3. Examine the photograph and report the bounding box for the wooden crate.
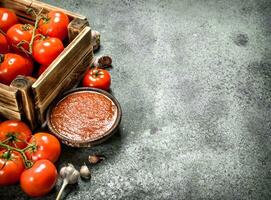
[0,0,93,129]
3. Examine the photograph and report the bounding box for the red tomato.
[26,133,61,163]
[38,11,69,41]
[0,53,33,85]
[33,37,64,66]
[6,24,37,52]
[20,159,57,197]
[82,68,111,90]
[38,65,48,76]
[0,120,32,149]
[0,150,24,185]
[0,33,8,53]
[0,8,18,32]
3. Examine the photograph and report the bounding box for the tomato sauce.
[50,91,118,142]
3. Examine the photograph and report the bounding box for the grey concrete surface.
[1,0,271,199]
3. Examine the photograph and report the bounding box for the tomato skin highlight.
[6,24,36,52]
[0,150,24,185]
[0,119,32,149]
[0,33,8,53]
[82,69,111,91]
[33,37,64,66]
[20,159,57,197]
[0,53,33,85]
[38,11,69,41]
[26,133,61,163]
[0,8,18,32]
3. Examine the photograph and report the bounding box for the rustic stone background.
[1,0,271,199]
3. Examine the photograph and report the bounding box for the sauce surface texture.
[50,91,118,141]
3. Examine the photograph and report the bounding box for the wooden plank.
[0,83,21,112]
[36,46,93,123]
[10,76,37,130]
[0,105,22,120]
[0,0,86,20]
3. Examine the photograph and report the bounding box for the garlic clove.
[98,55,112,67]
[80,164,91,179]
[67,163,75,168]
[91,30,100,51]
[88,155,105,164]
[60,163,76,178]
[69,170,80,184]
[59,166,67,178]
[92,55,112,69]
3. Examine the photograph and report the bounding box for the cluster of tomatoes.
[0,7,69,85]
[0,120,61,197]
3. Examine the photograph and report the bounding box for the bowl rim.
[46,87,122,146]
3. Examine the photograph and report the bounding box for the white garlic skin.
[60,164,74,178]
[91,30,100,51]
[59,163,80,184]
[69,170,80,184]
[80,165,91,179]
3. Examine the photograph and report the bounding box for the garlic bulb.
[56,163,80,200]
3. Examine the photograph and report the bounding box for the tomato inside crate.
[0,7,74,81]
[0,0,93,129]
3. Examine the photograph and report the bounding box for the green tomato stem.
[0,137,12,144]
[0,142,34,168]
[29,8,44,54]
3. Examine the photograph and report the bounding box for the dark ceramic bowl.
[46,87,122,147]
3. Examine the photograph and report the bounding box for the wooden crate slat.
[0,105,22,120]
[0,83,21,112]
[36,46,93,122]
[1,0,86,20]
[10,76,37,129]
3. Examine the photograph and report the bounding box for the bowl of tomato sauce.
[47,87,122,147]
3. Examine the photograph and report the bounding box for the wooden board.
[0,83,21,112]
